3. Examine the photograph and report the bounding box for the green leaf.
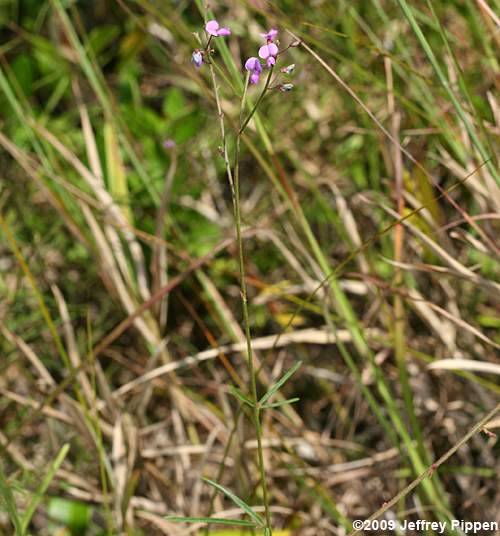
[259,361,302,406]
[197,530,292,536]
[262,398,300,410]
[166,516,256,527]
[202,478,264,527]
[229,386,254,407]
[21,443,70,534]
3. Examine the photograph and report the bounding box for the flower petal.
[216,27,231,36]
[260,28,278,41]
[250,72,260,84]
[267,43,279,56]
[244,57,255,70]
[205,20,220,36]
[258,43,278,59]
[258,44,270,59]
[244,57,259,71]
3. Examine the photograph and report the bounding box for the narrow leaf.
[262,397,300,409]
[229,386,254,407]
[259,361,302,405]
[21,443,70,534]
[202,478,264,527]
[166,516,256,527]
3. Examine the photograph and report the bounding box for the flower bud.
[191,50,203,68]
[280,64,295,74]
[162,139,176,149]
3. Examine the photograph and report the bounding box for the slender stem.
[207,62,234,188]
[234,73,272,533]
[239,67,274,135]
[205,34,213,52]
[208,61,272,532]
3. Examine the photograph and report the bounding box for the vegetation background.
[0,0,499,534]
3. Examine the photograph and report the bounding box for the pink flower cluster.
[190,20,295,92]
[245,28,279,84]
[191,19,232,69]
[258,28,279,67]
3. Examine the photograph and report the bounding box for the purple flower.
[245,56,262,84]
[266,56,275,68]
[258,42,278,61]
[260,28,278,42]
[191,50,203,68]
[245,57,260,71]
[162,139,176,149]
[205,20,231,37]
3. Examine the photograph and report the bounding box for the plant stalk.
[208,61,272,532]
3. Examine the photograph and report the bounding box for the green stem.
[239,67,274,135]
[234,72,273,533]
[208,60,272,532]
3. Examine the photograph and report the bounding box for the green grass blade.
[229,386,254,407]
[259,361,302,405]
[166,516,256,527]
[395,0,499,184]
[20,443,70,534]
[202,478,264,527]
[50,0,160,203]
[262,398,300,409]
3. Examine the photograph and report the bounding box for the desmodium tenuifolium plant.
[166,15,300,536]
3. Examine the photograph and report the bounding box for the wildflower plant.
[168,13,300,536]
